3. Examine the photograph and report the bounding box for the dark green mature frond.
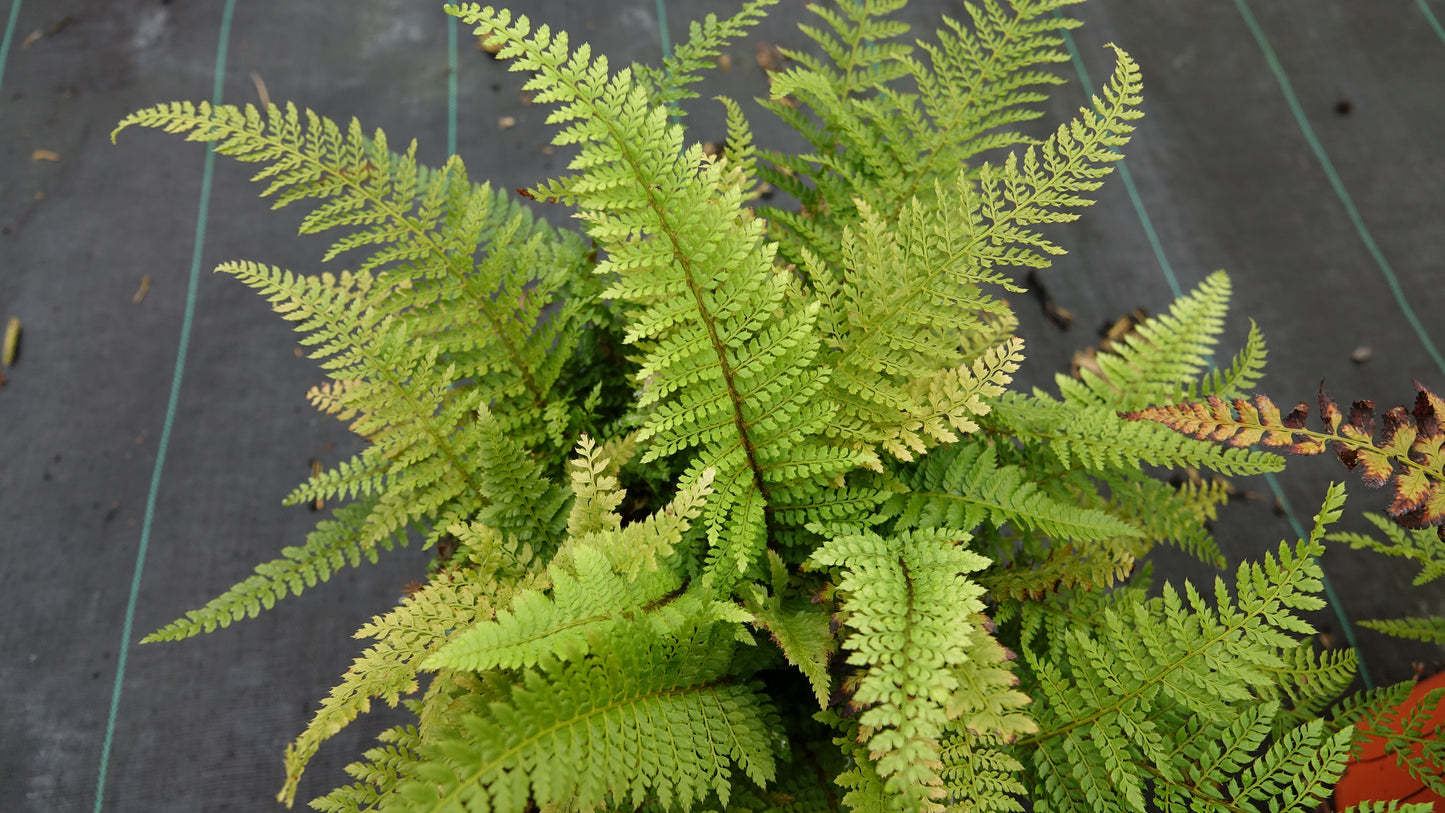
[1337,803,1437,813]
[280,566,521,807]
[389,620,777,813]
[142,498,398,642]
[1055,271,1261,411]
[1017,483,1348,813]
[884,441,1143,543]
[809,527,997,811]
[1094,471,1229,568]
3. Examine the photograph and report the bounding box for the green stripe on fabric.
[1420,0,1445,49]
[654,0,672,58]
[93,1,238,809]
[1057,8,1372,688]
[447,9,458,158]
[0,0,22,93]
[1233,0,1445,380]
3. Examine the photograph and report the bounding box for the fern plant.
[114,1,1439,811]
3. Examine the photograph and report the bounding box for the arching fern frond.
[1128,381,1445,538]
[883,441,1143,543]
[759,0,1087,262]
[631,0,777,111]
[1017,482,1349,813]
[1055,270,1262,411]
[141,497,397,643]
[451,3,875,581]
[279,565,526,807]
[991,391,1286,476]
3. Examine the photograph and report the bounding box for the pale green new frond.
[389,620,777,813]
[566,434,625,539]
[1358,615,1445,643]
[810,527,992,811]
[1055,270,1236,411]
[279,567,521,807]
[885,441,1143,543]
[142,498,398,643]
[987,391,1285,476]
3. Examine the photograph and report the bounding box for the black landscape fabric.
[1,1,1442,810]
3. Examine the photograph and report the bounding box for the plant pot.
[1334,669,1445,808]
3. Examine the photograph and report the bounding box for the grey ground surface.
[2,1,1443,810]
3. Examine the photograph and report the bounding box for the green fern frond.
[1271,645,1360,727]
[1338,802,1438,813]
[142,498,398,643]
[279,566,520,807]
[759,0,1084,251]
[631,0,777,111]
[1358,615,1445,644]
[885,441,1143,543]
[743,549,836,706]
[312,725,424,813]
[421,545,680,673]
[990,391,1286,476]
[471,405,571,556]
[1055,270,1241,411]
[452,3,873,581]
[1094,471,1228,567]
[1328,511,1445,585]
[392,620,777,813]
[809,526,993,811]
[1017,483,1349,812]
[938,732,1027,813]
[566,434,626,539]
